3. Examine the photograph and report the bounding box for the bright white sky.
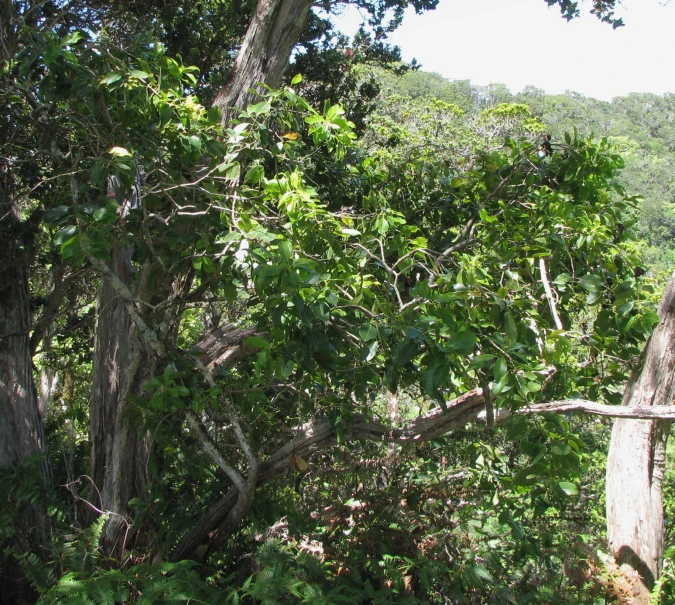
[330,0,675,101]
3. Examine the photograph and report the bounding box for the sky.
[329,0,675,101]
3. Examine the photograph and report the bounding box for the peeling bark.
[605,272,675,604]
[194,323,259,372]
[90,251,158,553]
[213,0,313,123]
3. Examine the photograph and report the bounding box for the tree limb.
[172,389,675,561]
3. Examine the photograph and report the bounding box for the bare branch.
[185,410,246,493]
[172,387,675,561]
[539,258,563,330]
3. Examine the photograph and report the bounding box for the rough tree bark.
[0,163,48,474]
[0,160,51,605]
[90,250,158,553]
[213,0,313,123]
[605,272,675,604]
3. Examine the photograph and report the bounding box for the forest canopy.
[1,0,674,603]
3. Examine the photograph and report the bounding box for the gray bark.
[213,0,313,123]
[90,249,158,553]
[0,164,48,474]
[605,272,675,603]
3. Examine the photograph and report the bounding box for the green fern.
[21,551,56,593]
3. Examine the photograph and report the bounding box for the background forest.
[367,68,675,274]
[1,0,674,604]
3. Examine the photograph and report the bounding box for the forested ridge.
[364,68,675,275]
[1,0,674,603]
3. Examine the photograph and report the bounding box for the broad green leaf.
[103,72,122,85]
[391,339,419,367]
[243,336,272,349]
[504,311,518,342]
[551,443,572,456]
[364,341,378,362]
[62,31,83,46]
[44,206,69,225]
[468,354,495,369]
[448,330,476,353]
[422,361,450,396]
[579,274,604,292]
[494,357,508,381]
[340,227,361,236]
[207,106,221,123]
[558,481,578,496]
[54,225,77,246]
[358,324,378,342]
[129,69,150,80]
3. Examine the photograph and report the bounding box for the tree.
[606,273,675,603]
[2,0,669,602]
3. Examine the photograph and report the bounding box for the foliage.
[37,559,223,604]
[2,1,672,604]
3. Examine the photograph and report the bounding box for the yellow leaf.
[291,453,309,472]
[108,146,132,157]
[282,132,300,140]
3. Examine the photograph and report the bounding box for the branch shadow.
[616,545,655,590]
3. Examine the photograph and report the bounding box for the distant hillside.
[366,68,675,275]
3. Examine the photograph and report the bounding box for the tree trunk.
[90,249,158,554]
[605,272,675,603]
[0,163,48,473]
[213,0,313,123]
[89,0,314,554]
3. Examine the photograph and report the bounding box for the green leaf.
[207,106,221,123]
[44,205,69,225]
[62,31,83,46]
[94,204,118,222]
[129,69,150,80]
[187,135,202,150]
[244,165,264,184]
[363,340,378,362]
[54,225,77,246]
[247,101,271,115]
[103,72,122,86]
[225,163,241,181]
[243,336,271,349]
[340,227,361,236]
[422,361,450,396]
[558,481,578,496]
[290,73,303,86]
[358,324,378,342]
[494,358,507,381]
[579,274,604,292]
[391,339,419,367]
[617,301,634,316]
[448,330,476,353]
[504,311,518,342]
[468,354,495,369]
[551,443,572,456]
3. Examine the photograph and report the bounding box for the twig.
[539,258,563,330]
